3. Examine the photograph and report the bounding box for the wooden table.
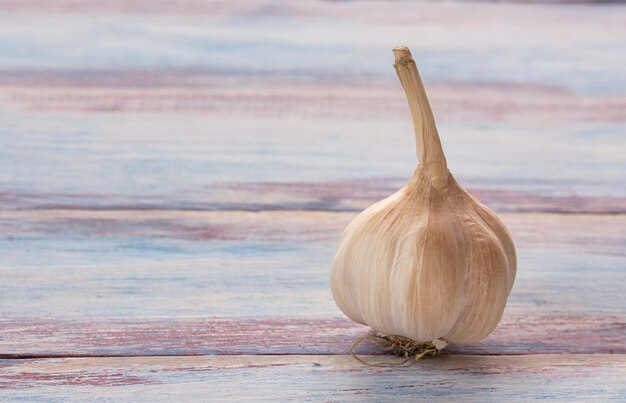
[1,1,625,400]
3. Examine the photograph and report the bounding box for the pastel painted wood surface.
[1,1,625,209]
[1,210,624,356]
[1,211,624,318]
[1,111,623,212]
[0,0,624,399]
[2,355,625,401]
[2,175,624,214]
[1,314,623,357]
[0,0,623,96]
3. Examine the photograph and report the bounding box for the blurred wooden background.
[0,0,624,400]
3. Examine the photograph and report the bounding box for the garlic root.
[350,334,446,367]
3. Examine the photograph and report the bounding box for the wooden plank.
[1,112,622,212]
[0,0,623,97]
[0,1,624,208]
[0,107,623,211]
[1,355,625,401]
[1,211,623,317]
[1,315,623,357]
[4,76,625,124]
[1,210,624,355]
[1,176,624,214]
[2,210,625,256]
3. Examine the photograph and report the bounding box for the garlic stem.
[393,46,447,181]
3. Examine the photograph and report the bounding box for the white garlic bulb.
[331,47,516,346]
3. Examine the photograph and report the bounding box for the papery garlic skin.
[331,47,516,345]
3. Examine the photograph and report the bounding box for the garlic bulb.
[331,47,516,346]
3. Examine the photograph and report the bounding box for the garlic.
[331,47,516,346]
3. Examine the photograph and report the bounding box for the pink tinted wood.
[1,355,625,400]
[0,315,623,357]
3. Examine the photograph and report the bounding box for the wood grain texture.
[0,210,624,356]
[1,211,624,317]
[4,74,625,123]
[0,0,624,399]
[1,315,623,357]
[0,1,625,206]
[2,178,624,214]
[1,355,625,401]
[1,111,622,212]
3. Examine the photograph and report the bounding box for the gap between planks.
[1,354,625,401]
